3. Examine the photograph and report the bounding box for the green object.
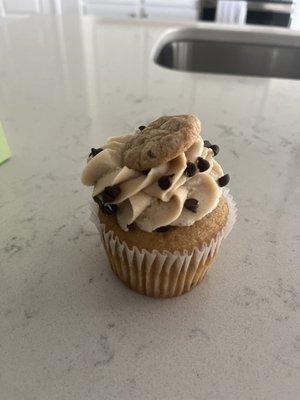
[0,122,11,164]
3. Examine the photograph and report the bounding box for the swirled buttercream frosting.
[82,115,229,232]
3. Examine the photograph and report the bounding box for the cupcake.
[82,115,236,298]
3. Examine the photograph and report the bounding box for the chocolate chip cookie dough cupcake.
[82,115,236,298]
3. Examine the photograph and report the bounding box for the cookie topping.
[155,225,171,232]
[184,162,197,177]
[123,114,201,171]
[184,198,199,213]
[102,185,120,203]
[218,174,230,187]
[197,157,210,172]
[89,147,103,157]
[158,175,173,190]
[147,150,156,159]
[204,140,211,148]
[139,125,146,131]
[210,144,219,156]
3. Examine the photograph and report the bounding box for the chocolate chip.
[127,223,134,230]
[158,175,172,190]
[218,174,230,187]
[142,169,150,175]
[197,157,210,172]
[93,196,118,215]
[210,144,219,156]
[155,225,171,232]
[139,125,146,131]
[101,185,120,203]
[89,147,103,157]
[101,203,118,215]
[184,162,197,177]
[147,150,156,159]
[184,198,199,213]
[204,140,211,148]
[93,196,102,206]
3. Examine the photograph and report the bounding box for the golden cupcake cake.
[82,115,236,298]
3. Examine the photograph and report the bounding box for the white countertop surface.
[0,15,300,400]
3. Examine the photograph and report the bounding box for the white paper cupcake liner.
[89,189,237,298]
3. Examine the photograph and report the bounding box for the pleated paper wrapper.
[90,189,237,298]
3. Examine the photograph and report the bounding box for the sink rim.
[152,23,300,63]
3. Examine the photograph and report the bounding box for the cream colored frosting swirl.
[82,133,224,232]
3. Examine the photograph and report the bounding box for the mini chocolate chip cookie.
[123,114,201,171]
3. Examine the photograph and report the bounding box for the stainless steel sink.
[153,25,300,79]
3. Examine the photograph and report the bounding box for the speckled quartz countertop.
[0,15,299,400]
